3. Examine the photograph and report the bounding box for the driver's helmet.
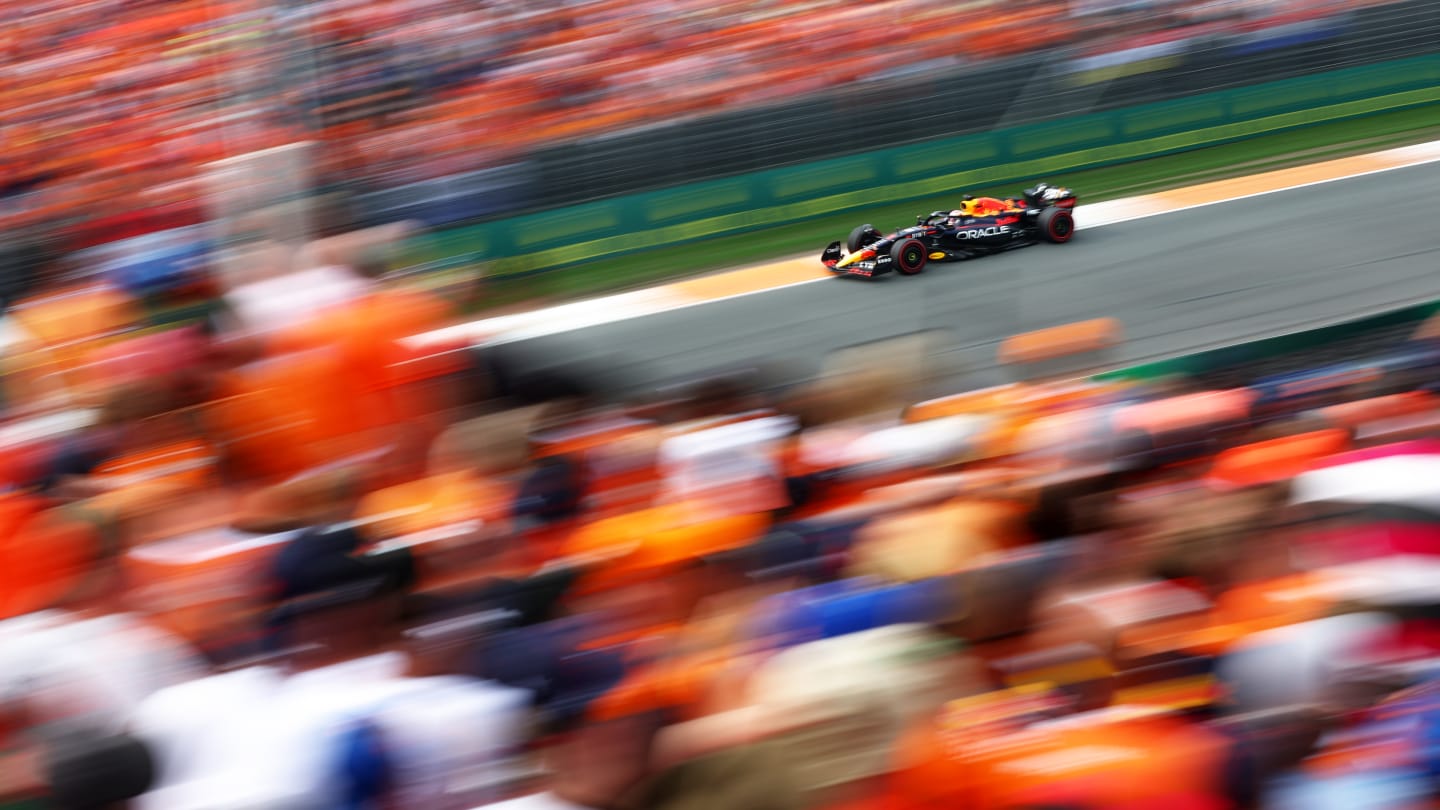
[946,209,965,226]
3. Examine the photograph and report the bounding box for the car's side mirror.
[917,215,927,225]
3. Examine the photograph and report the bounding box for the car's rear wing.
[1023,183,1077,209]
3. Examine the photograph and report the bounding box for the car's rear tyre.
[892,238,927,275]
[1038,207,1074,244]
[847,224,876,254]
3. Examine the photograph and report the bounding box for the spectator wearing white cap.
[129,573,531,810]
[0,609,207,740]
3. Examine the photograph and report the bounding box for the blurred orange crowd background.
[0,0,1401,245]
[3,0,1440,806]
[4,253,1440,807]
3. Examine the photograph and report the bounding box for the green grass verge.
[441,104,1440,314]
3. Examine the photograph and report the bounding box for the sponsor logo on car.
[956,225,1012,240]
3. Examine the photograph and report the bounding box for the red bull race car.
[821,183,1077,278]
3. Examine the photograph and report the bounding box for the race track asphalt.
[492,161,1440,399]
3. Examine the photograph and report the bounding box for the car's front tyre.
[892,238,927,275]
[847,224,877,253]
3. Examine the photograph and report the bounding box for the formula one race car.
[821,183,1077,278]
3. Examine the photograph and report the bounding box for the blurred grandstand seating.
[7,0,1440,803]
[3,0,1437,278]
[4,268,1440,806]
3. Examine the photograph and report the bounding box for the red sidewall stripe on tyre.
[1049,212,1073,241]
[897,240,925,273]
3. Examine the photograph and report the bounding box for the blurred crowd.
[6,221,1440,809]
[2,0,1439,806]
[0,0,1407,249]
